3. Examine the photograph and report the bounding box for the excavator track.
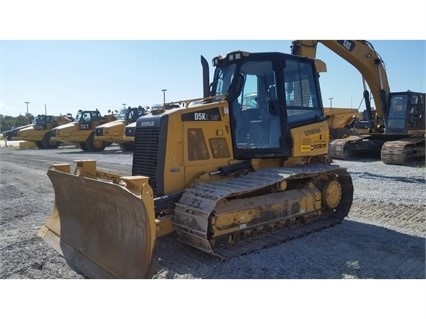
[381,137,425,165]
[329,136,362,159]
[173,164,353,259]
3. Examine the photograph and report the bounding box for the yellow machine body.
[123,122,136,142]
[39,51,354,278]
[50,110,116,151]
[292,40,425,165]
[93,107,147,151]
[93,120,127,143]
[11,115,73,149]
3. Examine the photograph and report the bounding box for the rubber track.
[174,164,353,259]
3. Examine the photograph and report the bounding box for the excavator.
[38,50,354,278]
[291,40,425,165]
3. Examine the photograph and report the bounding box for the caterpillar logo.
[337,40,356,51]
[140,121,155,127]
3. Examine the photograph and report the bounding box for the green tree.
[0,113,35,132]
[0,115,16,132]
[14,114,31,127]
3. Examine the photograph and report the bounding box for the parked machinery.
[323,107,361,139]
[12,114,73,149]
[39,50,354,278]
[50,109,116,152]
[291,40,425,165]
[94,106,147,151]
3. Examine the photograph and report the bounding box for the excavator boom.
[292,40,389,130]
[292,40,425,165]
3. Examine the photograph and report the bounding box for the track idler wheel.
[321,180,342,209]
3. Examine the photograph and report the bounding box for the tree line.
[0,114,35,133]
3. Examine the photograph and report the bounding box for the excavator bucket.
[38,162,156,278]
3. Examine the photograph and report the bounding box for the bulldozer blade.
[38,168,156,278]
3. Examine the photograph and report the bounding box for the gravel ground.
[1,143,425,318]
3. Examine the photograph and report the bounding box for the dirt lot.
[0,143,425,318]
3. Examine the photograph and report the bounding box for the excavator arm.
[292,40,425,165]
[291,40,390,132]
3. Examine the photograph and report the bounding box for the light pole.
[122,103,126,109]
[162,89,167,105]
[329,97,334,108]
[25,102,30,123]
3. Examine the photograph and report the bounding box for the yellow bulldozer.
[50,109,117,152]
[38,50,354,278]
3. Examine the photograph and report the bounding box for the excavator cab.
[386,91,425,134]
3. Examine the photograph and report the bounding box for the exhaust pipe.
[201,55,210,98]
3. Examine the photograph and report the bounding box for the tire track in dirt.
[348,201,426,237]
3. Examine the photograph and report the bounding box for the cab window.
[284,60,321,124]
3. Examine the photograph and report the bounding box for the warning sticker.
[301,141,327,152]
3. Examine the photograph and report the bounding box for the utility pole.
[45,104,47,115]
[25,102,30,123]
[329,97,334,108]
[162,89,167,105]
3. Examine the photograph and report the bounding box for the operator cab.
[386,91,425,134]
[117,106,147,123]
[74,110,102,129]
[210,51,324,160]
[34,115,55,130]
